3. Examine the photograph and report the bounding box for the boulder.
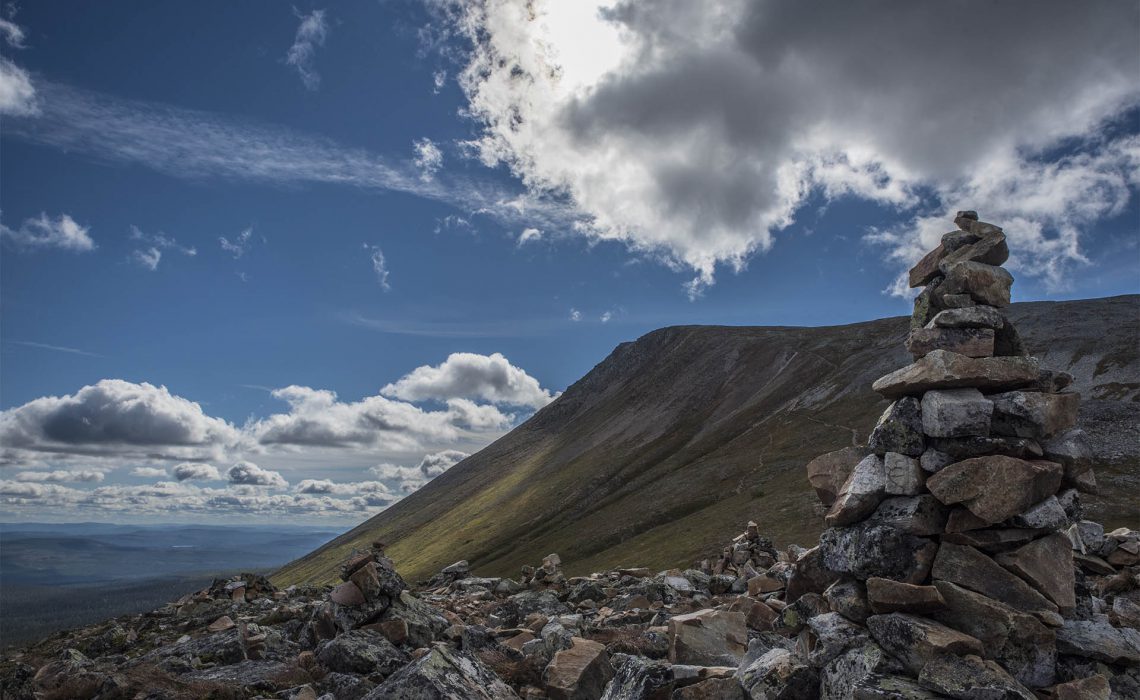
[868,398,925,457]
[316,630,408,676]
[818,522,936,584]
[785,546,839,601]
[865,496,948,537]
[365,644,520,699]
[938,230,1009,269]
[920,388,992,438]
[806,612,869,668]
[1009,496,1069,530]
[872,350,1038,398]
[818,643,896,700]
[993,533,1075,613]
[1050,675,1111,700]
[823,579,871,624]
[1055,619,1140,664]
[939,261,1013,307]
[931,543,1058,615]
[737,648,819,700]
[544,637,615,700]
[668,609,747,666]
[917,653,1035,700]
[599,654,673,700]
[906,327,994,359]
[1041,428,1096,492]
[866,578,946,615]
[805,447,870,507]
[989,391,1080,439]
[883,453,924,496]
[925,456,1062,524]
[928,305,1005,330]
[824,455,887,527]
[865,613,983,675]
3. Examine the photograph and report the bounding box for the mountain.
[274,295,1140,587]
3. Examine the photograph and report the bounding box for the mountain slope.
[274,295,1140,586]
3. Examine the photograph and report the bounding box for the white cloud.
[0,17,26,48]
[0,55,35,116]
[413,138,444,181]
[226,461,288,488]
[432,70,447,93]
[126,226,195,271]
[518,227,542,245]
[381,352,556,409]
[130,247,161,271]
[365,244,391,290]
[219,227,255,258]
[416,449,468,477]
[15,469,104,483]
[1,213,95,251]
[285,9,329,90]
[600,310,612,323]
[294,478,393,499]
[434,0,1140,294]
[130,467,167,478]
[172,462,222,482]
[369,448,469,493]
[569,308,582,322]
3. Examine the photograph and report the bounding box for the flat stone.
[866,613,983,675]
[738,648,819,700]
[866,578,945,615]
[951,211,979,231]
[921,388,992,438]
[1056,619,1140,664]
[938,230,1009,269]
[806,447,870,507]
[868,398,925,457]
[544,637,615,700]
[1009,496,1069,530]
[207,615,235,632]
[909,244,947,288]
[931,543,1058,615]
[668,609,747,666]
[941,528,1045,554]
[944,507,989,533]
[917,653,1035,700]
[824,454,886,527]
[872,350,1038,399]
[925,456,1062,524]
[819,522,937,584]
[959,218,1003,237]
[1050,675,1111,700]
[939,261,1013,307]
[883,453,924,496]
[866,495,948,536]
[930,435,1042,460]
[931,581,1056,689]
[989,391,1080,439]
[365,644,519,699]
[994,533,1075,613]
[928,306,1005,329]
[906,327,994,359]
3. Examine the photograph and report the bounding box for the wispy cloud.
[285,9,329,91]
[128,225,196,270]
[219,227,256,259]
[365,244,391,290]
[413,137,443,181]
[339,311,562,338]
[5,340,104,358]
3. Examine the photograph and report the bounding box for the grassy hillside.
[273,295,1140,587]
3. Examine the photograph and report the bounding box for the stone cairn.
[797,211,1140,698]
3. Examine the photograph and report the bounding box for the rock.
[208,615,236,632]
[851,675,942,699]
[1075,520,1106,552]
[939,261,1013,307]
[672,677,744,699]
[823,579,871,624]
[925,456,1062,524]
[931,543,1059,615]
[1112,597,1140,629]
[883,453,924,496]
[748,574,784,596]
[909,245,946,288]
[544,637,615,700]
[930,435,1042,461]
[917,653,1035,700]
[818,642,896,700]
[824,454,888,527]
[906,327,994,359]
[668,610,747,667]
[805,447,870,507]
[365,644,520,699]
[941,528,1044,554]
[911,280,943,329]
[1009,496,1069,530]
[920,388,992,438]
[931,581,1056,689]
[737,648,819,700]
[866,495,949,536]
[317,630,408,676]
[183,660,298,693]
[819,522,937,584]
[866,578,946,615]
[442,560,470,575]
[941,293,976,308]
[993,533,1075,613]
[382,590,451,648]
[868,398,925,457]
[806,612,869,669]
[331,582,366,606]
[730,596,779,632]
[938,231,1009,269]
[989,391,1080,439]
[785,546,839,601]
[952,211,979,230]
[599,654,673,700]
[1050,675,1111,700]
[872,350,1038,398]
[1056,619,1140,664]
[919,447,954,473]
[1041,428,1096,492]
[866,613,983,675]
[928,306,1005,330]
[31,649,118,700]
[994,320,1030,357]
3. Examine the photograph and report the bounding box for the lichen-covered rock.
[906,327,994,359]
[925,456,1062,525]
[883,453,924,496]
[818,642,897,700]
[868,399,925,457]
[819,522,937,584]
[1056,619,1140,665]
[920,388,992,438]
[866,613,983,675]
[866,578,945,615]
[364,644,520,699]
[917,653,1035,700]
[738,648,819,700]
[806,612,868,669]
[865,496,949,537]
[599,654,673,700]
[824,454,887,527]
[317,629,409,676]
[932,543,1058,616]
[989,391,1080,440]
[939,261,1013,307]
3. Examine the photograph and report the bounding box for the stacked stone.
[798,212,1139,698]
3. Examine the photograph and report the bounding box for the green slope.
[274,295,1140,587]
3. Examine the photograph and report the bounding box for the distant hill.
[274,295,1140,587]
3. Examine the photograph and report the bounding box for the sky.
[1,0,1137,525]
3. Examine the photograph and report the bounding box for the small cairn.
[795,211,1139,697]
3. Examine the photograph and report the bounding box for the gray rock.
[866,495,949,536]
[931,543,1059,616]
[316,630,408,676]
[921,388,992,438]
[807,612,869,668]
[906,327,994,359]
[364,644,520,699]
[872,350,1038,399]
[1075,520,1106,552]
[990,391,1080,440]
[1009,496,1068,530]
[928,306,1005,330]
[939,230,1009,269]
[1056,619,1140,664]
[738,648,819,700]
[930,435,1042,461]
[182,661,297,693]
[866,613,983,675]
[599,654,673,700]
[883,453,924,496]
[805,447,871,507]
[851,675,942,699]
[824,454,887,527]
[919,448,954,473]
[819,522,937,584]
[868,398,925,457]
[917,653,1035,700]
[994,533,1075,614]
[668,609,747,666]
[1041,428,1096,492]
[939,261,1013,307]
[818,643,896,700]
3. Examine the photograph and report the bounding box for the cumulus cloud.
[294,478,394,499]
[434,0,1140,294]
[381,352,556,409]
[413,138,443,181]
[415,449,468,477]
[1,213,95,252]
[172,462,222,482]
[370,448,469,492]
[226,461,288,488]
[130,466,168,478]
[285,9,329,90]
[365,244,391,290]
[0,379,240,464]
[14,469,104,483]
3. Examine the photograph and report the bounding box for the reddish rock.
[994,533,1076,613]
[906,327,994,359]
[909,244,946,288]
[544,637,615,700]
[330,581,366,606]
[207,616,236,632]
[932,543,1058,615]
[926,456,1062,524]
[805,447,869,506]
[866,578,946,615]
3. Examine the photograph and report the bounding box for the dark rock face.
[819,522,936,584]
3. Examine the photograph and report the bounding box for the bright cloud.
[171,462,222,482]
[518,227,542,245]
[128,225,196,270]
[366,244,391,290]
[413,138,444,181]
[381,351,557,409]
[14,469,104,483]
[226,461,288,488]
[1,213,95,252]
[285,9,328,91]
[130,467,167,478]
[434,0,1140,294]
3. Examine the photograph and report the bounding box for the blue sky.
[1,1,1137,524]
